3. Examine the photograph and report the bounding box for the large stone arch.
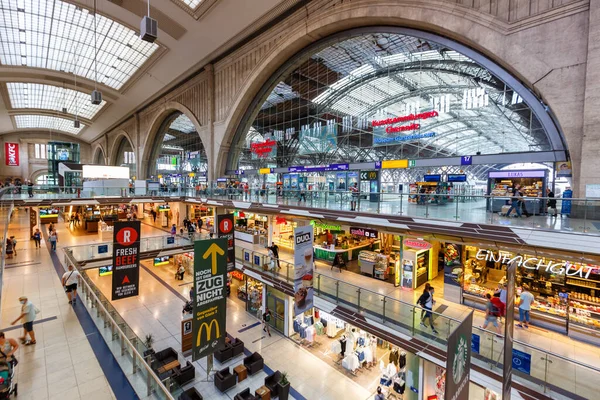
[109,131,135,166]
[140,101,211,180]
[29,168,48,182]
[214,1,584,188]
[91,144,107,165]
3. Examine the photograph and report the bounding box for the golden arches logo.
[196,319,220,347]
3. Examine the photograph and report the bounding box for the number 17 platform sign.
[192,238,228,361]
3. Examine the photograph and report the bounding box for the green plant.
[144,334,155,350]
[279,371,289,386]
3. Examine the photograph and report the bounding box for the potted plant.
[277,371,290,400]
[143,334,155,358]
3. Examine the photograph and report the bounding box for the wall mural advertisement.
[111,221,140,301]
[192,238,227,361]
[293,225,314,316]
[4,142,19,166]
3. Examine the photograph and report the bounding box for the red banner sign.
[403,238,432,250]
[231,270,244,281]
[5,142,19,166]
[250,139,277,157]
[372,111,438,127]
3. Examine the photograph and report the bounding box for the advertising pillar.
[111,221,141,301]
[217,213,235,271]
[293,225,314,315]
[192,238,228,362]
[445,311,473,400]
[29,207,37,239]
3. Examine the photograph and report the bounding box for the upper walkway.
[4,185,600,256]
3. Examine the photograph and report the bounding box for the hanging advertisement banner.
[217,214,235,271]
[192,238,227,361]
[555,161,572,177]
[5,142,19,166]
[111,221,140,301]
[293,225,314,316]
[445,311,473,400]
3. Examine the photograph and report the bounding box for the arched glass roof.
[232,32,555,171]
[0,0,158,90]
[7,82,106,119]
[14,114,83,134]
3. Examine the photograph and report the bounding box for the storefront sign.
[111,221,140,301]
[371,111,438,127]
[511,349,531,375]
[192,238,227,361]
[288,163,348,172]
[217,214,235,272]
[360,170,379,180]
[373,132,435,145]
[5,142,19,166]
[445,312,473,400]
[475,249,595,279]
[293,225,314,316]
[383,123,420,133]
[231,270,244,281]
[250,139,277,157]
[310,220,341,231]
[259,168,273,175]
[488,170,546,178]
[443,244,462,287]
[349,227,378,238]
[403,238,432,250]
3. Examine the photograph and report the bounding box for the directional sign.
[192,238,227,361]
[408,160,416,168]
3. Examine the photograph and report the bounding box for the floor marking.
[5,261,41,269]
[6,260,34,265]
[252,335,266,343]
[1,316,58,332]
[178,281,193,286]
[238,321,261,333]
[140,265,187,302]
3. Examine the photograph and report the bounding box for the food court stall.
[311,221,380,262]
[234,212,268,245]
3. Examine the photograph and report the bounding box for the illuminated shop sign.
[374,132,436,145]
[404,238,432,250]
[475,249,595,279]
[488,170,546,179]
[288,163,348,172]
[310,220,342,231]
[371,111,438,127]
[250,139,277,157]
[349,227,378,238]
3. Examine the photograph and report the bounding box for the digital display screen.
[423,174,441,182]
[447,174,467,182]
[158,205,170,212]
[154,256,170,266]
[99,265,113,276]
[40,207,59,217]
[93,210,101,215]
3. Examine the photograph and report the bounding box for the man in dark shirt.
[269,242,280,269]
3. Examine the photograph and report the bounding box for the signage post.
[111,221,141,301]
[217,214,235,271]
[445,311,473,400]
[192,238,228,362]
[502,260,517,400]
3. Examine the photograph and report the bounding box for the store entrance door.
[266,293,285,334]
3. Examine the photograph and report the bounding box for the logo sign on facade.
[349,227,378,238]
[445,311,473,400]
[111,221,141,301]
[488,170,545,179]
[371,111,438,127]
[217,214,235,271]
[250,139,277,158]
[403,238,432,250]
[5,142,19,166]
[293,225,314,316]
[460,156,472,166]
[360,170,379,181]
[192,238,227,361]
[310,220,342,231]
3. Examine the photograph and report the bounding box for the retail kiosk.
[234,212,268,245]
[312,221,380,262]
[401,238,435,289]
[487,169,547,214]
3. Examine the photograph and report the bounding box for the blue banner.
[471,334,480,354]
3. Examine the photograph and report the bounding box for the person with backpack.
[32,229,41,248]
[262,307,272,337]
[482,293,503,334]
[417,285,438,334]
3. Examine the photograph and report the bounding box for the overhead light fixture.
[140,0,157,43]
[91,0,102,105]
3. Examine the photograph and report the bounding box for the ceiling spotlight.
[62,107,67,113]
[140,0,157,43]
[91,89,102,105]
[74,120,81,129]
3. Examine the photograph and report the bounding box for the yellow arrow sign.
[203,242,225,274]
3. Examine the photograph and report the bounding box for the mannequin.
[340,335,347,357]
[399,351,406,369]
[389,348,399,367]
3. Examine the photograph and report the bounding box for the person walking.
[49,230,58,251]
[417,285,438,334]
[547,188,558,217]
[350,182,359,211]
[33,228,41,248]
[374,386,385,400]
[0,332,19,366]
[48,222,54,233]
[197,218,203,231]
[10,236,17,257]
[506,184,523,218]
[262,307,272,337]
[11,296,37,345]
[62,265,81,305]
[151,209,157,223]
[482,293,503,334]
[268,242,281,269]
[27,180,34,198]
[189,286,195,302]
[498,283,507,322]
[517,286,535,329]
[170,224,177,236]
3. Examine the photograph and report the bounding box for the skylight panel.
[0,0,159,90]
[178,0,204,9]
[7,82,106,119]
[169,114,196,133]
[15,115,83,134]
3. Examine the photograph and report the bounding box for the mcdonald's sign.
[192,238,228,361]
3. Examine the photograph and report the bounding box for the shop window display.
[235,276,263,315]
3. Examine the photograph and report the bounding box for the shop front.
[401,238,439,290]
[488,169,547,214]
[187,204,214,231]
[232,270,264,316]
[312,220,380,262]
[272,216,296,249]
[234,211,268,246]
[39,206,59,223]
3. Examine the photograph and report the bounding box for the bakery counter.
[314,241,380,262]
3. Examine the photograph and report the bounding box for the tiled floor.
[0,209,116,400]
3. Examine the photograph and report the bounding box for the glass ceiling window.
[169,114,196,133]
[232,32,549,170]
[7,82,106,119]
[15,114,83,134]
[0,0,159,90]
[177,0,203,9]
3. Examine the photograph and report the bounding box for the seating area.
[215,337,245,363]
[151,347,196,387]
[264,370,282,397]
[243,352,264,376]
[213,344,266,395]
[178,387,203,400]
